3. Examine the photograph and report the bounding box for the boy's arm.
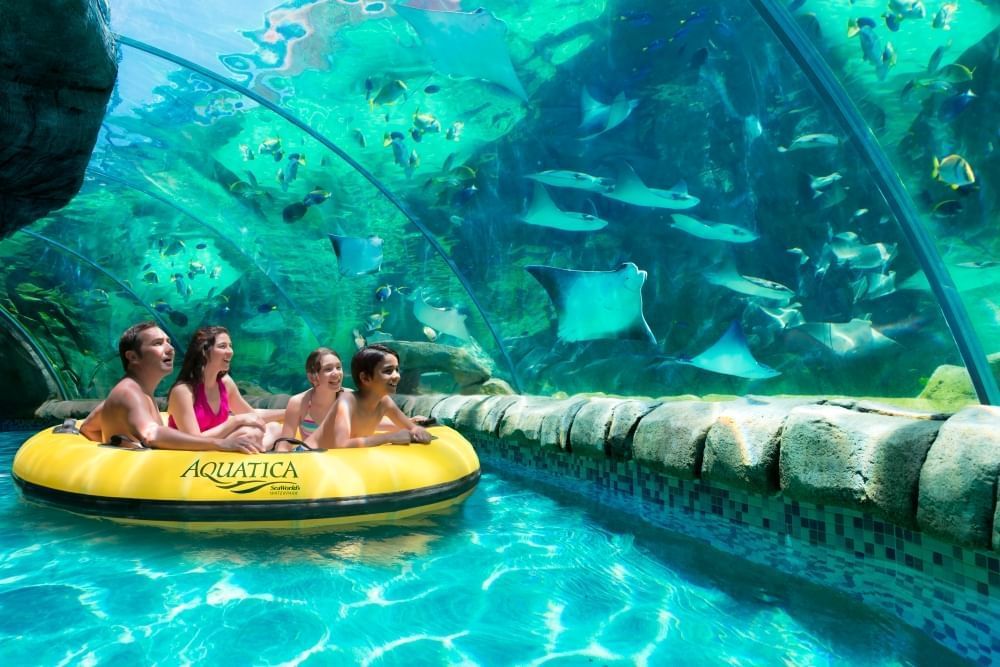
[382,399,433,444]
[319,397,410,448]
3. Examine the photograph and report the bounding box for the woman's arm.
[168,384,251,438]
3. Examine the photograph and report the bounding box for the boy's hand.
[408,426,433,444]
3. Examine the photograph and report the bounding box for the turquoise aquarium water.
[0,0,997,410]
[0,433,965,665]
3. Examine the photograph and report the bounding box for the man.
[79,322,262,453]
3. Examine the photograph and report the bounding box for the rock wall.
[394,393,1000,550]
[0,0,117,237]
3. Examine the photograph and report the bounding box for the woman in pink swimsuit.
[167,326,282,447]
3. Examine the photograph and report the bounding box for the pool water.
[0,432,965,665]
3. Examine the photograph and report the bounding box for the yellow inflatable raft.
[12,422,480,530]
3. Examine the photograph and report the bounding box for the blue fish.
[302,187,331,206]
[375,285,393,301]
[938,89,976,122]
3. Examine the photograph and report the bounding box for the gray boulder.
[632,400,724,477]
[703,397,816,493]
[391,341,492,393]
[781,404,940,526]
[918,406,1000,547]
[0,0,117,236]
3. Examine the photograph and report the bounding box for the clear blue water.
[0,432,964,665]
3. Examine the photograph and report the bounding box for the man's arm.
[79,401,104,442]
[119,389,261,453]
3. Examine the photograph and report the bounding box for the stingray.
[525,262,655,343]
[328,234,383,276]
[241,310,286,335]
[796,318,899,358]
[678,321,780,379]
[827,232,896,271]
[600,163,700,210]
[703,262,794,303]
[851,271,896,301]
[525,170,615,193]
[411,289,472,341]
[670,214,759,244]
[394,5,528,101]
[519,183,608,232]
[578,88,639,140]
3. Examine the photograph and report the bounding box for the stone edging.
[394,394,1000,551]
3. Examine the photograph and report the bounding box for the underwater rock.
[918,406,1000,548]
[0,0,117,237]
[35,399,103,420]
[780,405,941,528]
[917,353,1000,410]
[473,378,515,395]
[702,397,816,493]
[632,400,726,478]
[391,341,492,394]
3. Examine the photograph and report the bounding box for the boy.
[306,344,432,449]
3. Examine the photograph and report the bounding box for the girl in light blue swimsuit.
[274,347,346,451]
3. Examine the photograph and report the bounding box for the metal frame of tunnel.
[115,35,524,393]
[0,302,69,399]
[749,0,1000,406]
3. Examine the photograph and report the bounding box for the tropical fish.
[519,183,608,232]
[258,137,283,161]
[927,41,950,72]
[364,77,374,101]
[424,84,441,94]
[938,89,976,122]
[386,131,407,166]
[239,144,255,161]
[303,187,331,206]
[932,199,963,218]
[370,79,408,109]
[411,289,473,341]
[669,214,758,243]
[172,273,192,300]
[188,261,205,276]
[283,202,309,223]
[524,262,655,343]
[882,12,902,31]
[394,4,529,101]
[678,320,780,379]
[446,121,464,141]
[578,88,638,140]
[375,285,393,301]
[162,239,185,256]
[352,328,367,349]
[413,109,442,134]
[422,325,438,342]
[932,3,957,30]
[257,303,277,314]
[888,0,926,18]
[168,310,189,327]
[196,243,208,250]
[328,234,384,276]
[600,163,700,210]
[143,271,158,284]
[277,153,305,191]
[525,170,614,193]
[777,133,839,152]
[932,154,975,188]
[809,171,843,198]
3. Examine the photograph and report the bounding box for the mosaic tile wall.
[470,433,1000,666]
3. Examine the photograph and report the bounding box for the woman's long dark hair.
[170,326,230,391]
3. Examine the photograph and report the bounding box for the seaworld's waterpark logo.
[180,459,301,496]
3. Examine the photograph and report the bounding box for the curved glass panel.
[2,0,993,409]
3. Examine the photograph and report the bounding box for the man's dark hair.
[118,321,158,372]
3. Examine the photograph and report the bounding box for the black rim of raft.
[12,470,480,523]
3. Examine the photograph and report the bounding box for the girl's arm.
[280,392,305,439]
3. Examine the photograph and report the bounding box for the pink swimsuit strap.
[168,380,229,432]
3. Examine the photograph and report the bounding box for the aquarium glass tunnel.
[1,0,998,412]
